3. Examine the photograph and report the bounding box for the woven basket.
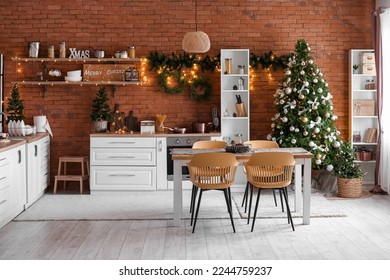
[225,144,251,153]
[337,177,362,198]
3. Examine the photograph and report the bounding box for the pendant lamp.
[182,0,211,53]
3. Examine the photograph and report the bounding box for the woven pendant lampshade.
[182,31,210,53]
[181,0,210,53]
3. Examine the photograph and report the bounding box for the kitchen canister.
[33,115,53,136]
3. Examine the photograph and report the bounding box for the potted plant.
[327,140,364,198]
[353,64,359,74]
[91,87,111,132]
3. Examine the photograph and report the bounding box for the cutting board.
[125,110,138,131]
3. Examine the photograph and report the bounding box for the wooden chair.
[242,140,282,212]
[189,140,227,220]
[187,152,239,233]
[244,152,295,231]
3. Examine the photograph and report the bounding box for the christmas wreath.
[190,76,212,102]
[157,69,185,94]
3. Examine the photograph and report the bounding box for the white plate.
[65,76,82,82]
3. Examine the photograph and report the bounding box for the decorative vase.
[94,119,107,132]
[337,177,362,198]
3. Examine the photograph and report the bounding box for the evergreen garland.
[7,83,25,122]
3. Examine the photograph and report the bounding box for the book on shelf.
[364,128,377,143]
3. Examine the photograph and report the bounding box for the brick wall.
[0,0,375,188]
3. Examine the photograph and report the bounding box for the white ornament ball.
[267,134,272,140]
[298,94,304,99]
[285,87,292,94]
[301,61,306,66]
[300,70,305,75]
[316,116,322,122]
[280,100,285,105]
[295,128,300,133]
[315,159,322,165]
[313,78,318,83]
[282,117,288,123]
[271,123,275,128]
[314,127,320,134]
[309,141,315,147]
[313,106,318,110]
[309,59,313,64]
[291,139,297,144]
[302,117,308,123]
[326,127,331,132]
[331,115,337,121]
[304,81,309,87]
[333,141,341,148]
[318,88,323,93]
[330,105,333,110]
[326,165,334,172]
[316,154,322,159]
[286,70,291,75]
[303,131,308,136]
[289,126,295,132]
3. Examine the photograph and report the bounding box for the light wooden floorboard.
[1,193,390,260]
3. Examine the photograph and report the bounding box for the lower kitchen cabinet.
[25,135,50,208]
[90,136,167,193]
[0,143,26,229]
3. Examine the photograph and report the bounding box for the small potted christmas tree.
[7,83,25,122]
[91,87,111,132]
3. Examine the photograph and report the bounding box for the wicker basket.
[337,177,362,198]
[225,144,251,153]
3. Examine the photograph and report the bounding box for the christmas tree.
[7,83,25,122]
[267,39,342,170]
[91,87,111,122]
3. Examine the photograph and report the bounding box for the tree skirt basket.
[337,177,362,198]
[94,119,108,132]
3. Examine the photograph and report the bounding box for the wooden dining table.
[171,147,313,226]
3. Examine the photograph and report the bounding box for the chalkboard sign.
[83,64,135,81]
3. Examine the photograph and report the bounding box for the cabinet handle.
[0,176,6,181]
[0,199,7,206]
[0,157,6,161]
[159,140,163,152]
[18,150,22,164]
[109,174,136,177]
[108,141,136,144]
[34,145,38,156]
[108,156,136,159]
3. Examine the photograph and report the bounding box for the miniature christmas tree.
[7,83,25,122]
[267,39,343,170]
[90,87,111,122]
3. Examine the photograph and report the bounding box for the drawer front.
[0,187,10,216]
[91,166,156,191]
[91,137,156,148]
[0,163,10,191]
[91,148,156,165]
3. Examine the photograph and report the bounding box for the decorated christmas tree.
[267,39,342,170]
[7,83,25,122]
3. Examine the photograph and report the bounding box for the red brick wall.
[0,0,375,187]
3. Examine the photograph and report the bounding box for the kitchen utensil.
[156,114,167,132]
[193,122,206,133]
[211,106,219,131]
[164,127,187,134]
[125,110,138,131]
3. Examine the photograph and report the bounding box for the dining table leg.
[303,157,312,225]
[294,164,302,213]
[173,159,183,226]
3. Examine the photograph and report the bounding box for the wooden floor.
[1,192,390,260]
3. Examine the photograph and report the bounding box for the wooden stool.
[54,156,89,194]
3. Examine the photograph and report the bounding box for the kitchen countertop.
[90,132,222,137]
[0,132,50,153]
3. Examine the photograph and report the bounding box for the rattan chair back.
[192,140,227,149]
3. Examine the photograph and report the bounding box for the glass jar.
[59,42,66,58]
[353,131,361,143]
[237,65,245,74]
[233,133,243,144]
[128,46,135,58]
[48,45,55,58]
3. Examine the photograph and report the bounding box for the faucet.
[0,112,7,122]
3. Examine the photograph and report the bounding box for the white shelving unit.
[220,49,250,185]
[220,49,250,143]
[349,49,378,184]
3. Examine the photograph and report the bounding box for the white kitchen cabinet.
[90,136,168,192]
[349,49,378,184]
[220,49,250,143]
[0,144,26,229]
[25,135,50,208]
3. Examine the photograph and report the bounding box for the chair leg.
[241,181,249,207]
[251,188,261,232]
[223,188,235,233]
[247,184,254,225]
[272,189,277,207]
[192,189,203,233]
[279,189,284,212]
[281,187,295,231]
[190,186,198,226]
